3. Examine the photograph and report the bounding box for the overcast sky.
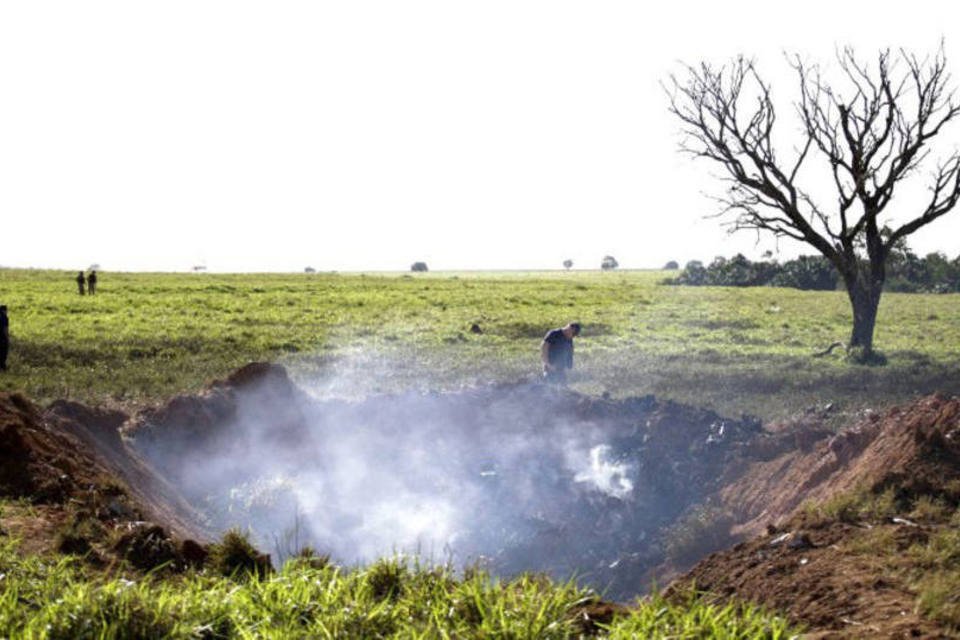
[2,1,959,272]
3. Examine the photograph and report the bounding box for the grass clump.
[207,528,271,580]
[363,557,407,601]
[608,591,798,639]
[55,509,106,556]
[284,545,332,571]
[916,570,960,630]
[909,495,955,523]
[909,529,960,629]
[805,485,900,525]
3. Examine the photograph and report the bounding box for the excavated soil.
[671,394,960,639]
[2,363,959,637]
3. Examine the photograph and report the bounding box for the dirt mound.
[720,394,960,536]
[0,391,207,568]
[670,520,946,639]
[670,394,960,638]
[0,392,118,503]
[124,361,311,484]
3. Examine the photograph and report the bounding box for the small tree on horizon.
[667,46,960,357]
[601,255,619,271]
[410,261,429,273]
[563,259,574,270]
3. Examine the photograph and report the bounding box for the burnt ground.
[122,363,773,597]
[1,362,959,637]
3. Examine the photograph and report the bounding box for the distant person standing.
[76,271,86,295]
[540,322,581,383]
[0,306,9,371]
[87,270,98,295]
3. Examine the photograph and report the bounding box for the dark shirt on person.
[543,328,574,370]
[0,310,8,370]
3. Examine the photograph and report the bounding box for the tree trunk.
[845,274,883,353]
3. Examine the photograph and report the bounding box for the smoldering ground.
[127,361,763,598]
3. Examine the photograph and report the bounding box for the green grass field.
[1,268,959,420]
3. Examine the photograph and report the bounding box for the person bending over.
[540,322,581,383]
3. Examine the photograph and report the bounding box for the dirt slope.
[670,394,960,638]
[0,390,208,566]
[720,395,960,537]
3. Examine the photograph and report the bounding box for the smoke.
[133,353,758,597]
[573,445,634,500]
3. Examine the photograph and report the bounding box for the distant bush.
[563,259,573,270]
[410,262,429,273]
[601,255,619,271]
[663,260,679,270]
[769,255,838,290]
[667,249,960,292]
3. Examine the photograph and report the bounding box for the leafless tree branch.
[666,45,960,351]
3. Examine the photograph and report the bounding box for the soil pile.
[0,392,115,504]
[671,394,960,638]
[0,391,206,566]
[715,394,960,535]
[124,362,310,491]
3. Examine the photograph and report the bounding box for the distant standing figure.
[76,271,86,295]
[87,270,98,295]
[540,322,582,383]
[0,305,9,371]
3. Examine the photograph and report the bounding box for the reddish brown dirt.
[0,390,208,569]
[670,519,947,639]
[668,394,960,639]
[719,395,960,538]
[0,391,124,504]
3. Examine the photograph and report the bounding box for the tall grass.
[0,539,799,639]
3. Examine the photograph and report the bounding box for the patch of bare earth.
[0,390,208,569]
[669,394,960,638]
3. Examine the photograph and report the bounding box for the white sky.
[2,1,959,272]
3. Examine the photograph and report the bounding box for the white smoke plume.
[132,351,756,597]
[572,445,635,500]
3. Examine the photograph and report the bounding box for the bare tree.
[667,46,960,356]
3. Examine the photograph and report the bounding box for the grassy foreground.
[0,538,799,639]
[1,268,959,420]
